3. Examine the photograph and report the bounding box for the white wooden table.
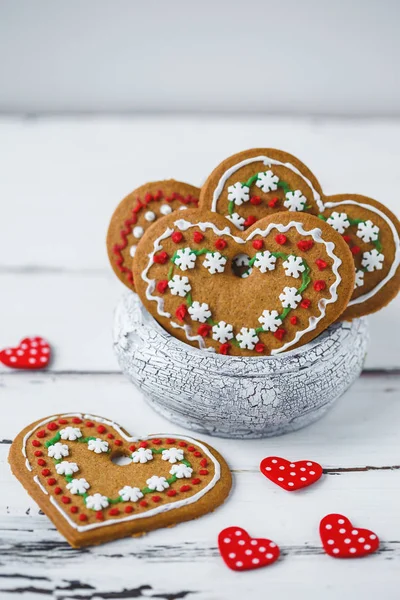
[1,116,399,599]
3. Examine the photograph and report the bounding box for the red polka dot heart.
[218,526,280,571]
[320,514,379,558]
[0,336,51,370]
[260,456,323,491]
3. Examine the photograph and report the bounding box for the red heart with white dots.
[259,456,323,491]
[320,514,379,558]
[218,526,280,571]
[0,337,51,370]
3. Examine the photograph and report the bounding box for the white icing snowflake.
[131,447,153,463]
[258,310,282,332]
[284,190,307,211]
[188,301,212,323]
[253,251,277,273]
[170,464,193,478]
[59,427,82,441]
[227,182,250,206]
[357,219,380,243]
[55,461,79,476]
[236,327,259,350]
[168,275,191,297]
[66,478,90,495]
[256,170,279,193]
[203,252,227,274]
[212,321,234,343]
[174,247,197,271]
[279,286,302,308]
[47,442,69,460]
[234,253,250,267]
[326,211,350,234]
[87,438,109,454]
[226,212,246,230]
[161,447,185,463]
[355,269,365,288]
[361,249,384,272]
[119,485,144,502]
[146,475,170,492]
[283,255,305,278]
[86,493,109,511]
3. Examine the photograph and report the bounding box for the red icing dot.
[41,468,51,476]
[250,196,262,205]
[36,430,46,438]
[37,458,46,466]
[180,485,191,492]
[97,425,106,434]
[199,469,209,475]
[58,419,68,425]
[139,500,148,508]
[314,280,327,292]
[139,441,149,448]
[244,216,257,227]
[342,235,352,244]
[316,259,328,270]
[61,496,71,504]
[252,240,264,250]
[109,508,119,516]
[219,343,231,355]
[297,240,314,251]
[290,316,298,325]
[96,511,104,520]
[107,433,114,439]
[178,441,187,447]
[171,231,183,243]
[193,231,204,243]
[200,458,208,467]
[86,421,94,427]
[268,197,279,208]
[193,451,202,457]
[47,422,58,431]
[54,487,62,495]
[72,417,82,424]
[166,438,176,444]
[124,506,134,513]
[129,444,136,452]
[79,514,88,521]
[175,304,187,322]
[275,234,287,245]
[167,490,177,497]
[274,328,286,341]
[198,324,212,338]
[157,280,169,294]
[215,238,227,250]
[70,506,79,514]
[192,478,201,485]
[114,440,123,446]
[32,440,41,447]
[47,478,56,486]
[301,299,311,309]
[152,439,162,445]
[152,496,162,503]
[34,450,43,457]
[153,251,169,264]
[351,246,361,255]
[255,342,265,353]
[187,446,195,452]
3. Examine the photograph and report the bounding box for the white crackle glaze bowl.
[113,292,369,439]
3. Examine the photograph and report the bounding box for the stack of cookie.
[107,149,400,357]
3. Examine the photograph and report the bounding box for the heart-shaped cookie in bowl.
[9,413,231,547]
[132,209,354,356]
[200,148,400,320]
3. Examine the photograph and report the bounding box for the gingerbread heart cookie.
[132,209,354,356]
[107,180,199,290]
[9,413,231,547]
[200,148,400,320]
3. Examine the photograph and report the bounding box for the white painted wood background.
[0,116,399,599]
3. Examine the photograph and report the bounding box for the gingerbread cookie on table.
[107,180,199,290]
[200,148,400,320]
[132,208,354,356]
[9,413,231,548]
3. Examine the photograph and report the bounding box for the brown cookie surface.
[133,209,354,356]
[107,180,199,290]
[200,148,400,319]
[9,413,231,548]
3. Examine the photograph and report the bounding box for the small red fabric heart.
[0,337,51,370]
[260,456,323,491]
[320,514,379,558]
[218,526,280,571]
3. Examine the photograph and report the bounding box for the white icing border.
[141,219,342,355]
[324,199,400,306]
[211,155,324,213]
[22,413,221,533]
